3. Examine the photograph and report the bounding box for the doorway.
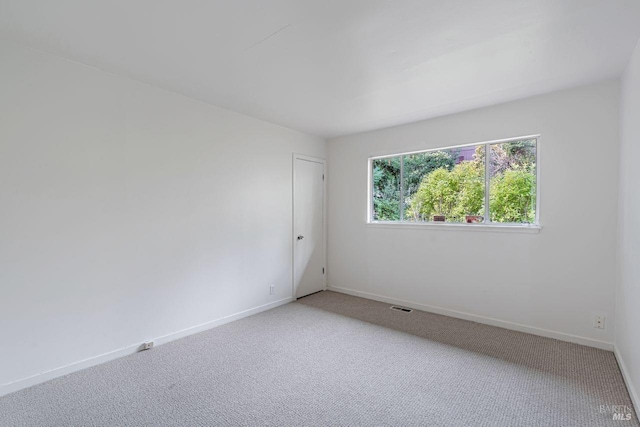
[293,154,326,299]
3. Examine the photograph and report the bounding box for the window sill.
[366,221,541,234]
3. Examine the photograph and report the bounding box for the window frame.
[367,135,541,232]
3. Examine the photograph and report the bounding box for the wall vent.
[390,305,413,313]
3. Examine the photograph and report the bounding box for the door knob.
[297,235,304,240]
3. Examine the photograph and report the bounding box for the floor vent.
[390,305,413,313]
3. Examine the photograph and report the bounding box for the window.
[370,136,538,227]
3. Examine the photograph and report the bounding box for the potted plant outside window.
[465,215,483,223]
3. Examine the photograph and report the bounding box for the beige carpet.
[0,291,636,426]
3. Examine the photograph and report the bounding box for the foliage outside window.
[371,138,538,225]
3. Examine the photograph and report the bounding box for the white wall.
[616,39,640,409]
[327,81,620,348]
[0,39,325,393]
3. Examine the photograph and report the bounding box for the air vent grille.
[390,305,413,313]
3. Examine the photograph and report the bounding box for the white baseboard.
[614,346,640,413]
[0,297,293,398]
[327,285,613,351]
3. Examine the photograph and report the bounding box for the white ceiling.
[1,1,639,138]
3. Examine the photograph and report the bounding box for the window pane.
[405,146,484,223]
[489,139,537,224]
[372,157,401,221]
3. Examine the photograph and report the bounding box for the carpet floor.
[0,291,636,426]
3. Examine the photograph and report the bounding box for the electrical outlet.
[141,341,154,351]
[593,315,606,330]
[270,285,275,295]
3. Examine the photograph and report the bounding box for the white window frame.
[367,135,541,233]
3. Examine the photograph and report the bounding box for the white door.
[293,156,325,298]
